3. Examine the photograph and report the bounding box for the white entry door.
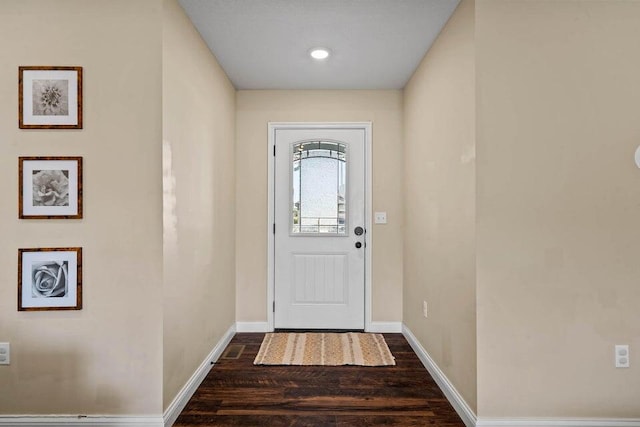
[274,126,366,330]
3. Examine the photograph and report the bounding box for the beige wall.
[403,0,476,412]
[0,0,163,414]
[476,0,640,417]
[162,0,236,409]
[235,90,404,324]
[5,0,639,421]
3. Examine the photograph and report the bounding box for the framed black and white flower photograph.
[18,247,82,311]
[19,66,83,129]
[19,156,83,219]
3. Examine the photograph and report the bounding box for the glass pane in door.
[291,141,346,235]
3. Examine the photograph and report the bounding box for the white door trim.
[267,122,373,331]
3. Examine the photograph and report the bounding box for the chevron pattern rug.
[254,332,396,366]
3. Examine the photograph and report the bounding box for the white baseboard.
[402,325,640,427]
[163,324,236,427]
[367,321,402,333]
[476,419,640,427]
[0,325,237,427]
[7,322,638,427]
[402,324,477,427]
[0,416,162,426]
[235,321,270,332]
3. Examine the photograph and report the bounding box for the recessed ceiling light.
[309,48,330,60]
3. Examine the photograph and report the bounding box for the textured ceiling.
[178,0,461,90]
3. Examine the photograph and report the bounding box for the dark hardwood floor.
[174,333,465,426]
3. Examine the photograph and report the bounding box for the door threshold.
[274,328,365,333]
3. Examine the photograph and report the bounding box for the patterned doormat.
[253,332,396,366]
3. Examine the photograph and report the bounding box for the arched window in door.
[291,141,347,235]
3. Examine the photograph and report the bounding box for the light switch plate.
[374,212,387,224]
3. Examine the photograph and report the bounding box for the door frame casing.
[267,122,373,331]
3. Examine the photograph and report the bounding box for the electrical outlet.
[615,345,629,368]
[422,301,428,318]
[0,343,9,365]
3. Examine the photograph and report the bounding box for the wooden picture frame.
[19,156,83,219]
[18,247,83,311]
[19,66,83,129]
